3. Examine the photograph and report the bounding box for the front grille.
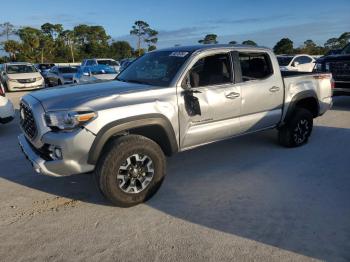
[20,102,37,139]
[17,78,36,84]
[328,61,350,78]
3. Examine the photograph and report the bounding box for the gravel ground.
[0,92,349,262]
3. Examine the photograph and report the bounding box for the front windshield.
[117,51,192,86]
[40,64,55,70]
[58,67,78,73]
[88,65,117,75]
[277,56,293,66]
[97,60,119,66]
[6,64,37,74]
[341,44,350,54]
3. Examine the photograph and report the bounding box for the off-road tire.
[278,108,313,147]
[94,135,166,207]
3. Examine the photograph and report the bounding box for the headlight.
[8,78,18,82]
[36,76,43,81]
[45,111,97,130]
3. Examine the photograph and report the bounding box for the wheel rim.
[117,154,154,194]
[293,119,310,144]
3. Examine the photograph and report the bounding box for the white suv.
[81,58,121,73]
[1,62,45,92]
[0,82,15,124]
[277,54,316,72]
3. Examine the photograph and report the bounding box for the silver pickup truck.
[18,45,333,207]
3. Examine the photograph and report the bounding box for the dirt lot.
[0,92,349,262]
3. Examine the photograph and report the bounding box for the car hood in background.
[92,74,118,81]
[61,73,75,79]
[26,80,155,111]
[7,72,42,80]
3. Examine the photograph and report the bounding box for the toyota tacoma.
[18,45,333,207]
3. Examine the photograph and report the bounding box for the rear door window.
[239,52,273,81]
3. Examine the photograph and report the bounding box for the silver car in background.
[46,66,79,86]
[73,65,118,84]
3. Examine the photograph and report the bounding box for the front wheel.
[278,108,313,147]
[95,135,166,207]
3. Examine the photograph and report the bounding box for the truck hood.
[27,80,153,111]
[316,54,350,62]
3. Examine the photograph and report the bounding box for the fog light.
[49,145,63,160]
[54,148,62,159]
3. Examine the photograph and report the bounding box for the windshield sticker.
[169,52,189,57]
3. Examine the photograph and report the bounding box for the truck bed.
[280,71,316,77]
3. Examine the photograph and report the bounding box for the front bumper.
[18,134,60,176]
[0,97,15,120]
[18,128,96,177]
[7,79,45,91]
[333,81,350,96]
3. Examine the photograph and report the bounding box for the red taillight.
[331,79,335,89]
[0,84,5,97]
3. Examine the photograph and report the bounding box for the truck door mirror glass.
[184,91,201,116]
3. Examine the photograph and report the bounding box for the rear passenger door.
[238,52,284,133]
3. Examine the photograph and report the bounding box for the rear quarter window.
[239,52,273,81]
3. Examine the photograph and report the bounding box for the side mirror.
[184,92,201,116]
[293,61,299,67]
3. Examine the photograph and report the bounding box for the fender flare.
[87,114,178,165]
[284,90,320,122]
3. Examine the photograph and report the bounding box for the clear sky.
[1,0,349,48]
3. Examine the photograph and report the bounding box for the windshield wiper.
[116,78,151,85]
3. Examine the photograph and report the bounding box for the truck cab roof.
[157,44,271,53]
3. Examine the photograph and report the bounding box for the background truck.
[18,45,333,207]
[314,43,350,95]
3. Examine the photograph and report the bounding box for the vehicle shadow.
[148,125,350,262]
[1,120,349,261]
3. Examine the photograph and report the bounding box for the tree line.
[198,33,350,55]
[0,21,349,63]
[0,21,158,63]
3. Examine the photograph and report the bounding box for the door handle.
[269,86,280,92]
[225,92,240,99]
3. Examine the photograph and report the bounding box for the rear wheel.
[278,108,313,147]
[95,135,166,207]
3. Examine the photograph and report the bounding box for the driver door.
[178,51,242,149]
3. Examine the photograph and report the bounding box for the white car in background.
[1,62,45,92]
[81,58,121,73]
[0,82,15,124]
[277,54,316,72]
[73,65,118,84]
